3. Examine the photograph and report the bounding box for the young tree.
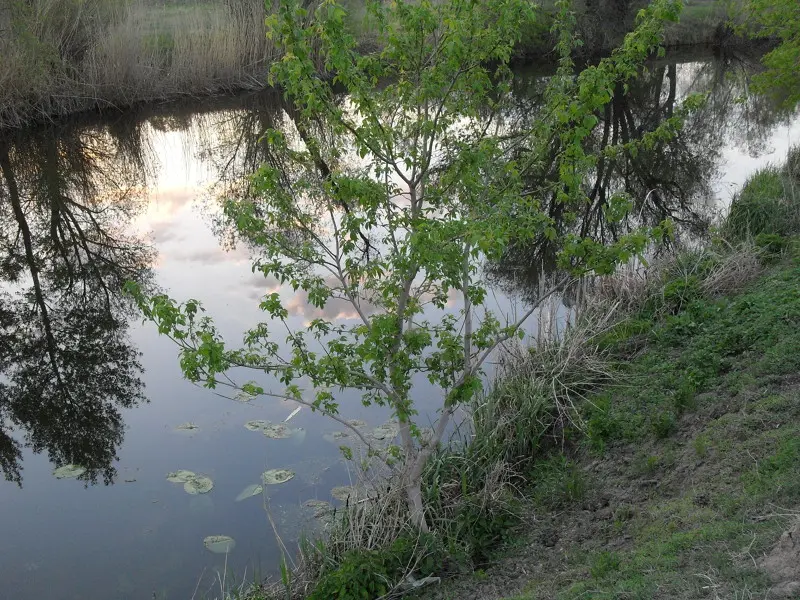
[130,0,686,531]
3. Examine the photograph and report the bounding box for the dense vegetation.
[0,0,749,129]
[243,151,800,600]
[105,0,800,598]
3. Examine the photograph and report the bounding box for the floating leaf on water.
[331,486,355,502]
[346,419,367,428]
[284,406,302,422]
[244,420,271,432]
[235,484,263,502]
[184,475,214,495]
[372,421,399,441]
[323,431,350,443]
[262,423,292,439]
[262,469,295,485]
[203,535,236,554]
[166,470,197,483]
[53,465,86,479]
[234,391,255,403]
[303,499,333,518]
[175,422,199,431]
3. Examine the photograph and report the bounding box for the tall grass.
[468,300,619,469]
[724,147,800,241]
[0,0,277,128]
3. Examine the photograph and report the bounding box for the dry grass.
[465,297,620,477]
[255,485,415,599]
[699,241,765,297]
[582,240,767,319]
[0,0,276,128]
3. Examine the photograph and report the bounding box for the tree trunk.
[405,476,429,533]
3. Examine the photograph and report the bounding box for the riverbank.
[0,0,752,130]
[239,150,800,599]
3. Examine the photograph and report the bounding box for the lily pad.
[244,420,271,432]
[235,484,263,502]
[303,499,334,519]
[262,423,292,439]
[166,470,197,483]
[262,469,295,485]
[184,475,214,495]
[234,392,255,403]
[372,421,399,441]
[331,485,355,502]
[203,535,236,554]
[53,465,86,479]
[323,431,351,443]
[175,422,199,431]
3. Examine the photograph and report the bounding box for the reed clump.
[0,0,276,128]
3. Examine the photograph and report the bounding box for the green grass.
[725,160,800,241]
[493,255,800,600]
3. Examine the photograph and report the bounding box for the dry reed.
[0,0,277,128]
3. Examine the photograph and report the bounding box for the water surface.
[0,50,799,600]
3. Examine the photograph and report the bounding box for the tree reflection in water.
[0,122,155,485]
[489,51,794,297]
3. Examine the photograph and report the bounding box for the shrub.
[307,533,445,600]
[725,165,800,241]
[651,410,677,439]
[423,451,520,566]
[469,303,617,470]
[754,232,789,257]
[661,275,702,314]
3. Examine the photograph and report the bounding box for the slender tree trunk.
[0,144,64,389]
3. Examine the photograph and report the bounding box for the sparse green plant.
[590,551,622,579]
[633,452,661,475]
[529,455,588,508]
[131,0,686,535]
[651,410,677,439]
[693,433,710,458]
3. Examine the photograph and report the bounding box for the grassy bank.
[0,0,749,129]
[417,150,800,599]
[233,149,800,599]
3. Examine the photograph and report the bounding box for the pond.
[0,49,799,600]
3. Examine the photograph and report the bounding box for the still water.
[0,50,799,600]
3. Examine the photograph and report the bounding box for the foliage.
[501,259,800,600]
[585,259,800,451]
[529,455,588,508]
[754,232,789,256]
[743,0,800,107]
[130,0,687,531]
[724,164,800,241]
[307,532,445,599]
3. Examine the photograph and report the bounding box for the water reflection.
[0,48,795,600]
[491,51,796,296]
[0,124,155,484]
